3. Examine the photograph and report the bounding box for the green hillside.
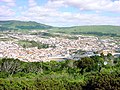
[0,20,52,30]
[0,20,120,37]
[50,25,120,36]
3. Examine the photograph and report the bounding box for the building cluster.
[0,33,119,62]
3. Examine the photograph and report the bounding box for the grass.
[17,40,50,49]
[49,25,120,37]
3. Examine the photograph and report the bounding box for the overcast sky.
[0,0,120,26]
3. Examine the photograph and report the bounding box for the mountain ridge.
[0,20,52,30]
[0,20,120,36]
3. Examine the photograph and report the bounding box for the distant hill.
[0,20,120,37]
[50,25,120,37]
[0,20,52,31]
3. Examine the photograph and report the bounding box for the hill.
[50,25,120,37]
[0,20,120,37]
[0,20,52,30]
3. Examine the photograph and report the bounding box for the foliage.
[18,40,50,49]
[85,72,120,90]
[0,55,120,90]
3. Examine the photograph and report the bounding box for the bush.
[85,73,120,90]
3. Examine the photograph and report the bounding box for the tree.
[100,52,104,58]
[75,57,95,74]
[85,73,120,90]
[0,58,22,74]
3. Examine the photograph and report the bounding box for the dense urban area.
[0,30,120,62]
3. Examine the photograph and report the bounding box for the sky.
[0,0,120,27]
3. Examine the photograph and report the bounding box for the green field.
[49,25,120,37]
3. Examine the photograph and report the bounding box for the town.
[0,30,120,62]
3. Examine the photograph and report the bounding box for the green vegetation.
[0,38,13,41]
[17,40,51,49]
[30,32,61,38]
[0,54,120,90]
[30,31,78,39]
[49,25,120,37]
[0,20,52,30]
[0,20,120,37]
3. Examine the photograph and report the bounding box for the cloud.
[1,0,14,3]
[20,4,120,26]
[28,0,37,7]
[0,5,15,16]
[49,0,120,12]
[1,0,16,6]
[45,0,66,9]
[0,0,119,26]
